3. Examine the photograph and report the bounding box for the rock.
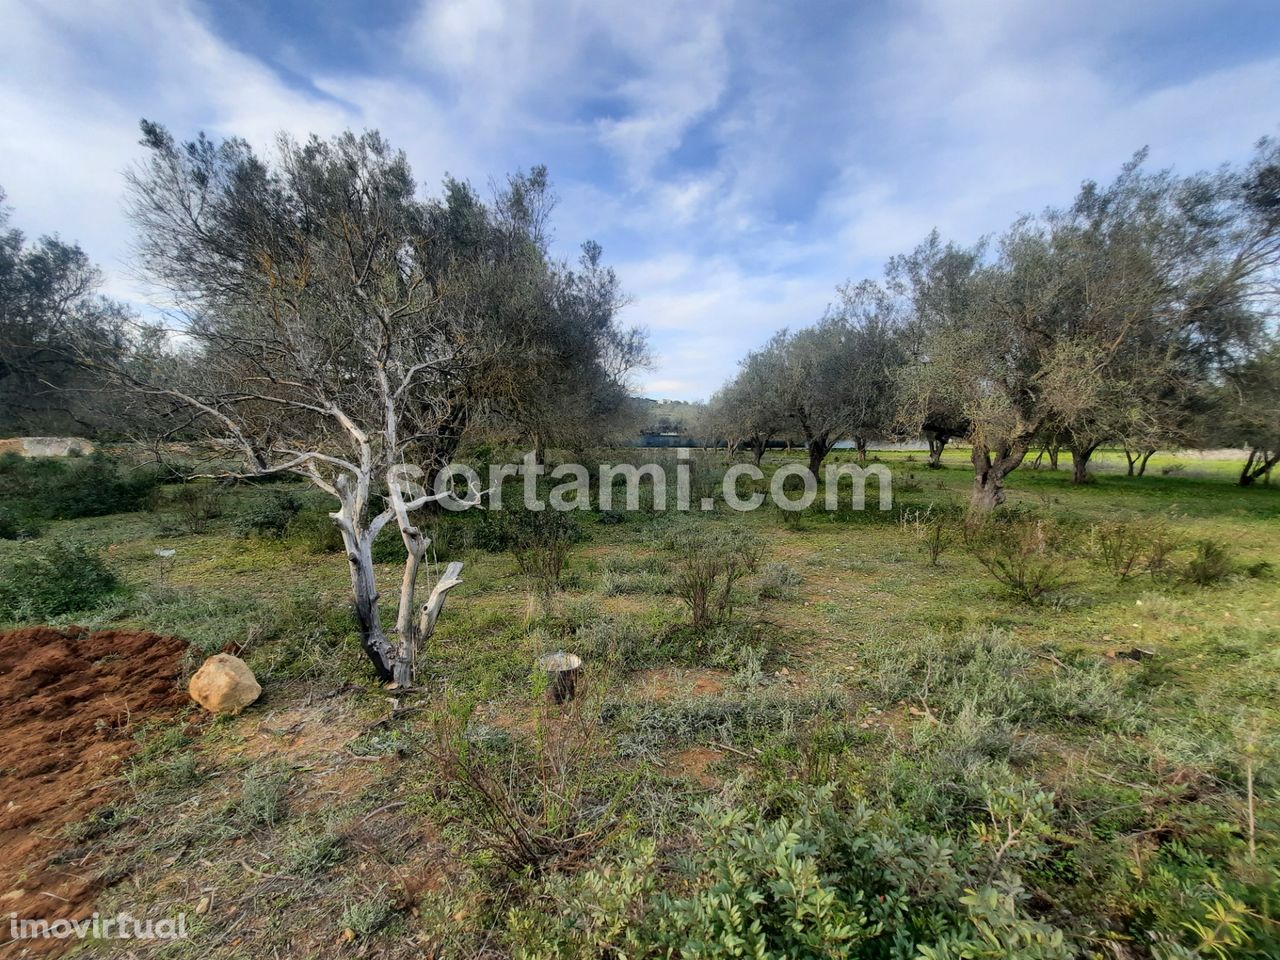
[189,654,261,715]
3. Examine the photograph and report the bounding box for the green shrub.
[1180,539,1235,586]
[507,783,1071,960]
[0,452,162,521]
[575,614,663,669]
[285,509,345,553]
[487,507,583,601]
[667,526,763,630]
[166,483,226,534]
[232,491,302,538]
[0,540,120,620]
[902,505,958,566]
[0,505,42,540]
[965,517,1075,603]
[861,628,1131,729]
[756,561,802,600]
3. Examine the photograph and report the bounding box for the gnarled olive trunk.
[336,490,465,686]
[807,435,833,477]
[1070,442,1099,485]
[926,433,947,468]
[970,440,1029,512]
[1240,447,1279,487]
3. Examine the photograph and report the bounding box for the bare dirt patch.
[0,626,187,952]
[664,746,723,788]
[634,666,728,700]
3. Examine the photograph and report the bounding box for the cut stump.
[535,652,582,704]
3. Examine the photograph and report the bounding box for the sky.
[1,1,1277,400]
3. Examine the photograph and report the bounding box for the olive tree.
[1220,338,1280,485]
[116,122,615,685]
[710,343,788,464]
[897,146,1275,508]
[0,187,132,436]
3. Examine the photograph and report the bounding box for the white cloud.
[0,0,1275,402]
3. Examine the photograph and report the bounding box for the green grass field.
[1,446,1277,958]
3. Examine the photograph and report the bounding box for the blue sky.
[2,1,1277,399]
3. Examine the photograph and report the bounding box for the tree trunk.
[1240,448,1280,486]
[344,534,395,682]
[1070,442,1099,484]
[807,436,831,476]
[341,503,465,686]
[1047,444,1059,471]
[854,437,868,462]
[970,440,1029,512]
[1123,448,1138,477]
[1137,450,1155,477]
[750,436,766,467]
[926,434,947,468]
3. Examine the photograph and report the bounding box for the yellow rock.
[188,654,261,715]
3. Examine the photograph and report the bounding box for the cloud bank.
[1,0,1276,398]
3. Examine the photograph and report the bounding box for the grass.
[3,445,1278,958]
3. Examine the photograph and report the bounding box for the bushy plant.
[668,526,764,629]
[425,692,629,873]
[507,783,1071,960]
[756,561,803,599]
[167,483,225,534]
[966,517,1074,602]
[0,505,42,540]
[902,504,958,566]
[232,491,303,538]
[487,507,583,602]
[0,451,162,521]
[599,554,670,596]
[285,508,345,553]
[0,540,120,620]
[1180,539,1235,586]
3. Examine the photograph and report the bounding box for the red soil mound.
[0,627,187,954]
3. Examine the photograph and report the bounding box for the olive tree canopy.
[117,121,641,684]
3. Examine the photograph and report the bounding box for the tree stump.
[535,652,582,704]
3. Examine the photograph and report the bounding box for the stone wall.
[0,437,96,457]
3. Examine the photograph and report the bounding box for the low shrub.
[598,554,670,596]
[667,526,763,630]
[861,627,1132,729]
[0,540,120,620]
[0,451,163,521]
[902,504,958,566]
[232,491,303,538]
[424,692,630,874]
[965,517,1075,602]
[1180,539,1235,586]
[575,615,663,670]
[507,783,1071,960]
[755,561,802,600]
[167,483,225,534]
[0,505,42,540]
[488,508,583,602]
[286,509,345,553]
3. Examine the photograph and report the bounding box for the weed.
[1181,539,1235,586]
[965,517,1075,602]
[756,561,802,600]
[667,525,763,629]
[167,483,226,534]
[0,539,120,620]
